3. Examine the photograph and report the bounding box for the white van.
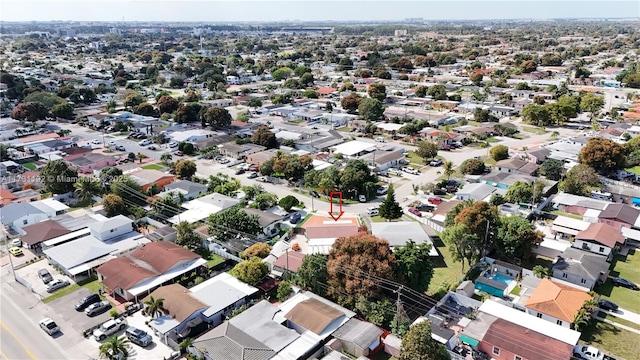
[590,191,613,201]
[375,137,385,143]
[367,207,379,216]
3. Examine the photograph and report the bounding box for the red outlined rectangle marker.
[328,191,344,221]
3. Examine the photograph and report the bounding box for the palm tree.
[74,176,101,205]
[443,161,455,180]
[143,295,166,318]
[174,221,193,244]
[99,335,130,360]
[160,152,173,164]
[532,265,550,279]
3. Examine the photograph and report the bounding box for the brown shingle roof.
[273,251,305,272]
[131,241,200,274]
[21,219,71,246]
[524,279,592,323]
[576,223,625,248]
[482,318,573,360]
[284,298,344,335]
[598,204,640,226]
[144,283,207,322]
[97,257,157,290]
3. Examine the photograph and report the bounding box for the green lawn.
[42,276,101,304]
[598,250,640,313]
[551,210,584,220]
[625,166,640,175]
[426,236,466,296]
[141,163,164,170]
[485,137,501,143]
[22,162,36,170]
[510,286,521,296]
[522,126,548,135]
[407,151,426,165]
[579,320,640,360]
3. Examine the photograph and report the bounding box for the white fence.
[210,247,243,263]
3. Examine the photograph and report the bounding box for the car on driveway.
[107,140,116,146]
[39,318,60,336]
[125,326,153,347]
[598,299,619,312]
[611,277,639,290]
[9,246,23,256]
[388,168,403,176]
[139,139,152,146]
[416,204,435,212]
[168,141,179,148]
[91,139,101,145]
[38,269,53,284]
[428,197,443,205]
[290,212,302,224]
[115,145,126,151]
[358,194,367,202]
[235,168,245,175]
[46,279,70,293]
[75,293,101,311]
[11,239,22,247]
[376,186,388,195]
[247,172,258,179]
[85,301,112,317]
[429,159,443,166]
[147,145,157,150]
[408,207,422,217]
[402,167,420,175]
[367,207,379,216]
[173,151,184,156]
[93,318,127,341]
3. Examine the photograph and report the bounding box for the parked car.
[173,151,184,156]
[441,144,453,151]
[247,172,258,179]
[139,139,152,146]
[115,145,126,151]
[367,207,379,216]
[11,239,22,247]
[249,164,259,171]
[168,141,179,148]
[573,345,616,360]
[147,145,157,150]
[91,139,101,145]
[38,269,53,284]
[416,204,435,212]
[598,299,619,312]
[310,190,320,198]
[256,176,269,183]
[388,168,403,176]
[85,301,112,317]
[358,194,367,202]
[376,186,388,195]
[93,318,127,341]
[235,168,245,175]
[39,318,60,336]
[429,159,443,166]
[611,277,639,290]
[46,279,71,293]
[290,212,302,224]
[125,326,153,347]
[402,167,419,175]
[107,141,116,146]
[8,246,23,256]
[433,188,447,196]
[408,207,422,217]
[219,158,230,164]
[428,197,443,205]
[75,293,101,311]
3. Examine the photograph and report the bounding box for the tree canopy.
[415,141,439,161]
[252,126,278,149]
[358,97,384,121]
[489,145,509,161]
[378,183,403,220]
[230,257,269,285]
[201,107,232,129]
[399,320,450,360]
[495,215,543,260]
[578,137,625,172]
[394,241,435,293]
[40,160,78,194]
[539,158,564,180]
[208,206,262,238]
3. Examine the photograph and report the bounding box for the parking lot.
[47,287,112,334]
[14,260,73,298]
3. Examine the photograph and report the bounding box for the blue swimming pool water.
[491,273,515,285]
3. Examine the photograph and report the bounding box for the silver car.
[46,279,70,293]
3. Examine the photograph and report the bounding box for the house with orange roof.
[302,214,361,255]
[524,278,592,328]
[0,189,17,206]
[316,87,338,96]
[128,169,175,192]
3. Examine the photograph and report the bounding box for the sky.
[1,0,639,22]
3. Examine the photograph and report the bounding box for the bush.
[489,145,509,161]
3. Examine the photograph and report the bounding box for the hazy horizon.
[1,0,639,22]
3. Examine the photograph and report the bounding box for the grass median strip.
[42,276,100,303]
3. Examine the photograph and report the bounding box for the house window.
[599,247,605,252]
[582,242,590,250]
[493,347,500,355]
[562,273,568,278]
[537,313,543,318]
[110,228,116,233]
[581,279,587,284]
[557,320,563,326]
[23,219,28,225]
[515,356,522,360]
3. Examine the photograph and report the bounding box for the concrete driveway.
[14,260,74,299]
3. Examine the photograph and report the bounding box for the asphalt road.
[0,269,68,360]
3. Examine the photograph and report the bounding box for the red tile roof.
[273,251,305,272]
[130,241,200,274]
[303,215,359,240]
[524,279,592,323]
[316,87,338,95]
[576,223,625,248]
[482,318,573,360]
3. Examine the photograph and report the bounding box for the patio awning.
[460,334,479,348]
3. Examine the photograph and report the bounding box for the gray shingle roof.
[0,203,41,224]
[553,247,609,281]
[332,318,383,349]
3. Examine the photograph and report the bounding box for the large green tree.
[252,126,278,149]
[578,137,625,172]
[580,92,605,120]
[174,159,197,179]
[560,164,601,196]
[441,224,479,272]
[208,206,261,238]
[296,254,328,296]
[99,336,130,360]
[489,145,509,161]
[394,241,434,293]
[521,104,551,127]
[358,97,384,121]
[415,141,439,162]
[278,195,300,212]
[74,176,101,205]
[367,83,387,102]
[155,95,180,114]
[201,107,232,129]
[41,160,77,194]
[495,216,543,260]
[378,184,403,220]
[340,93,362,114]
[102,194,127,218]
[399,320,450,360]
[230,257,269,285]
[539,158,564,180]
[11,102,49,122]
[110,175,144,204]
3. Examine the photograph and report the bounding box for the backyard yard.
[141,163,165,170]
[597,249,640,313]
[426,236,466,297]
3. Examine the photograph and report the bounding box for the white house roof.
[31,198,69,213]
[374,122,404,132]
[552,216,590,233]
[455,183,496,201]
[169,129,215,142]
[168,193,240,224]
[371,222,438,255]
[88,215,133,234]
[622,227,640,241]
[479,300,581,345]
[274,130,303,141]
[552,193,610,211]
[331,140,375,157]
[191,272,259,317]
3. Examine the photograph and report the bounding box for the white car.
[93,318,127,341]
[10,239,22,247]
[139,139,152,146]
[168,141,179,148]
[39,318,59,336]
[402,167,419,175]
[107,141,116,146]
[91,139,101,145]
[388,168,403,176]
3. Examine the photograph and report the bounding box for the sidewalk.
[593,313,640,335]
[602,307,640,326]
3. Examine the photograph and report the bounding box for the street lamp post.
[5,241,17,281]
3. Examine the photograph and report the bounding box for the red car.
[173,151,184,156]
[408,207,422,217]
[428,197,443,205]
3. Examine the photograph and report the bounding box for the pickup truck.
[573,345,616,360]
[93,318,127,341]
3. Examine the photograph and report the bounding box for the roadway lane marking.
[0,321,37,360]
[0,348,11,360]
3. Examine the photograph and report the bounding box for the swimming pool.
[491,273,515,285]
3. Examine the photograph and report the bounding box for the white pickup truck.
[93,318,127,341]
[573,345,616,360]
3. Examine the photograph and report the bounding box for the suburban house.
[243,208,284,238]
[189,290,356,360]
[303,215,361,254]
[330,318,384,358]
[422,129,465,145]
[146,273,259,347]
[19,219,71,252]
[551,247,610,290]
[0,199,69,234]
[294,131,345,153]
[523,278,593,327]
[245,149,280,167]
[370,222,438,255]
[551,192,610,216]
[170,129,219,144]
[361,150,405,173]
[65,152,117,174]
[96,241,206,301]
[0,188,41,205]
[550,216,590,240]
[129,169,175,192]
[271,250,306,277]
[461,300,579,360]
[597,203,640,229]
[167,192,239,224]
[454,183,498,201]
[330,140,376,159]
[202,98,234,108]
[574,223,625,260]
[156,180,207,201]
[218,142,266,159]
[43,215,149,277]
[495,158,539,176]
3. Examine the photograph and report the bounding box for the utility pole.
[5,241,17,281]
[395,285,404,331]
